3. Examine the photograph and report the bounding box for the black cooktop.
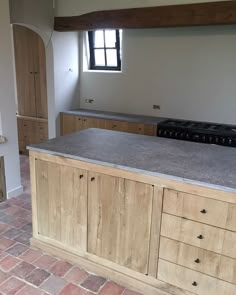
[157,119,236,147]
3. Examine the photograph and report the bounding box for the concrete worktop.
[28,128,236,193]
[61,109,166,125]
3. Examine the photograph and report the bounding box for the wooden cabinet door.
[13,25,48,119]
[13,25,36,117]
[35,159,88,251]
[34,33,48,119]
[61,115,77,135]
[126,122,154,136]
[88,173,155,274]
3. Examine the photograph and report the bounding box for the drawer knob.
[192,281,198,287]
[200,209,207,214]
[113,125,117,128]
[91,177,95,182]
[197,235,204,240]
[194,258,201,263]
[79,174,83,179]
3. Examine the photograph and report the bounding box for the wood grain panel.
[36,159,49,236]
[88,172,124,263]
[55,1,236,31]
[163,189,229,229]
[161,214,225,255]
[158,259,236,295]
[88,173,154,274]
[61,114,76,135]
[13,25,48,119]
[159,237,236,284]
[35,159,88,251]
[148,186,163,277]
[120,180,153,274]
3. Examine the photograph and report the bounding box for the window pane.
[94,30,104,48]
[106,49,117,67]
[94,49,105,66]
[105,30,116,47]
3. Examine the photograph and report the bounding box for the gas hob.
[157,119,236,147]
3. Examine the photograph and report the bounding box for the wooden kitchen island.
[28,129,236,295]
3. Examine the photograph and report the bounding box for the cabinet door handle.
[194,258,200,264]
[197,235,204,240]
[79,174,83,179]
[192,281,198,287]
[91,177,95,182]
[200,209,207,214]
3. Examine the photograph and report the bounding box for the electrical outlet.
[85,99,94,104]
[153,105,160,110]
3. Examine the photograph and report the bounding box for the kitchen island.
[28,129,236,295]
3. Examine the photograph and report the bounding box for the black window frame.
[88,29,121,71]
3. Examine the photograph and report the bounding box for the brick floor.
[0,155,145,295]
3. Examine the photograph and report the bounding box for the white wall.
[80,26,236,125]
[55,0,228,17]
[0,0,22,197]
[52,31,80,136]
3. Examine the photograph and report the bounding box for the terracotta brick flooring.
[0,155,144,295]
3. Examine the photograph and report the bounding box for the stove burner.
[157,119,236,147]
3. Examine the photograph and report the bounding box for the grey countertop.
[61,109,166,125]
[28,128,236,193]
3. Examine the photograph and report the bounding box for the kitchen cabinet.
[17,116,48,154]
[88,172,155,274]
[14,25,48,154]
[35,159,88,251]
[61,113,156,136]
[29,129,236,295]
[13,25,48,119]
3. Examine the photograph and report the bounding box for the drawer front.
[159,237,236,284]
[163,189,229,229]
[158,259,236,295]
[161,214,227,255]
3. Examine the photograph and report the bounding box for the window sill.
[83,69,123,74]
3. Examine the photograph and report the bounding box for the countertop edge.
[60,110,166,125]
[27,146,236,194]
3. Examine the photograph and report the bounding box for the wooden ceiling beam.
[54,1,236,31]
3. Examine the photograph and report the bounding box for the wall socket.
[85,99,94,104]
[153,105,160,110]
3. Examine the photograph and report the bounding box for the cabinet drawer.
[159,237,236,284]
[163,189,230,230]
[161,214,236,258]
[158,259,236,295]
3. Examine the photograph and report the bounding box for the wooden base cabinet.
[61,114,156,136]
[30,152,236,295]
[17,116,48,154]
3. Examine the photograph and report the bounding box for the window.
[88,29,121,71]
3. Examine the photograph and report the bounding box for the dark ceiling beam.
[54,1,236,31]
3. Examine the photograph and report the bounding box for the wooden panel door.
[13,25,48,119]
[61,115,77,135]
[34,32,48,119]
[35,159,87,251]
[13,25,36,117]
[126,122,154,136]
[88,173,155,274]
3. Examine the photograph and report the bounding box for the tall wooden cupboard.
[13,25,48,154]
